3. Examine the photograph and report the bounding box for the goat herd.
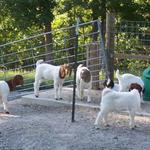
[0,60,145,129]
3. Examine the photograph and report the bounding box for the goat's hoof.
[94,124,100,130]
[5,111,10,114]
[35,95,39,98]
[131,125,137,130]
[134,125,137,128]
[130,126,135,130]
[59,98,63,100]
[55,98,58,100]
[105,124,110,127]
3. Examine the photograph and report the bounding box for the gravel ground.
[0,99,150,150]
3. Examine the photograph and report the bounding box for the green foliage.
[115,33,141,53]
[1,0,56,29]
[0,0,149,75]
[115,22,150,75]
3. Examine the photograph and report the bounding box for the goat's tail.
[36,59,44,66]
[116,69,122,80]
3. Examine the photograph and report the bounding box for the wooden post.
[44,23,53,64]
[106,11,115,80]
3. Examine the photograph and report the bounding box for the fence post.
[71,18,79,122]
[44,23,53,64]
[106,11,115,80]
[97,20,108,79]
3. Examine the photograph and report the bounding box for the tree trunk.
[105,11,115,80]
[44,22,53,63]
[101,0,106,43]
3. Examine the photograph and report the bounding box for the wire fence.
[115,20,150,76]
[0,20,106,100]
[1,19,149,100]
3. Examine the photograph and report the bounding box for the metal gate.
[115,20,150,75]
[0,20,106,100]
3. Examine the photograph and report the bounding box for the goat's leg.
[94,111,101,126]
[77,81,84,100]
[34,79,41,97]
[76,80,80,98]
[58,81,63,99]
[94,111,104,127]
[2,96,9,114]
[54,81,59,100]
[87,84,92,102]
[80,82,84,100]
[80,89,84,100]
[129,110,136,129]
[94,109,109,128]
[103,111,109,127]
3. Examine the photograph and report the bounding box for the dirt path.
[0,100,150,150]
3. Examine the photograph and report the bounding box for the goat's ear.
[139,86,143,94]
[129,86,133,91]
[59,66,65,79]
[110,80,114,88]
[65,64,72,76]
[142,88,145,94]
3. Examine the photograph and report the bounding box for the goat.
[103,78,119,91]
[34,60,71,100]
[129,83,143,97]
[116,69,144,92]
[6,75,24,91]
[0,75,24,114]
[0,81,10,113]
[94,83,142,129]
[76,64,92,102]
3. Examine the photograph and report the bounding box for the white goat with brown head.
[94,83,142,129]
[34,60,71,100]
[76,64,92,102]
[0,75,24,114]
[116,69,144,92]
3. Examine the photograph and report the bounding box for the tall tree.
[55,0,91,64]
[1,0,57,62]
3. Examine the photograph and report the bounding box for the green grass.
[3,68,142,92]
[0,69,74,92]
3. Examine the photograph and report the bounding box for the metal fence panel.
[115,20,150,75]
[0,20,106,100]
